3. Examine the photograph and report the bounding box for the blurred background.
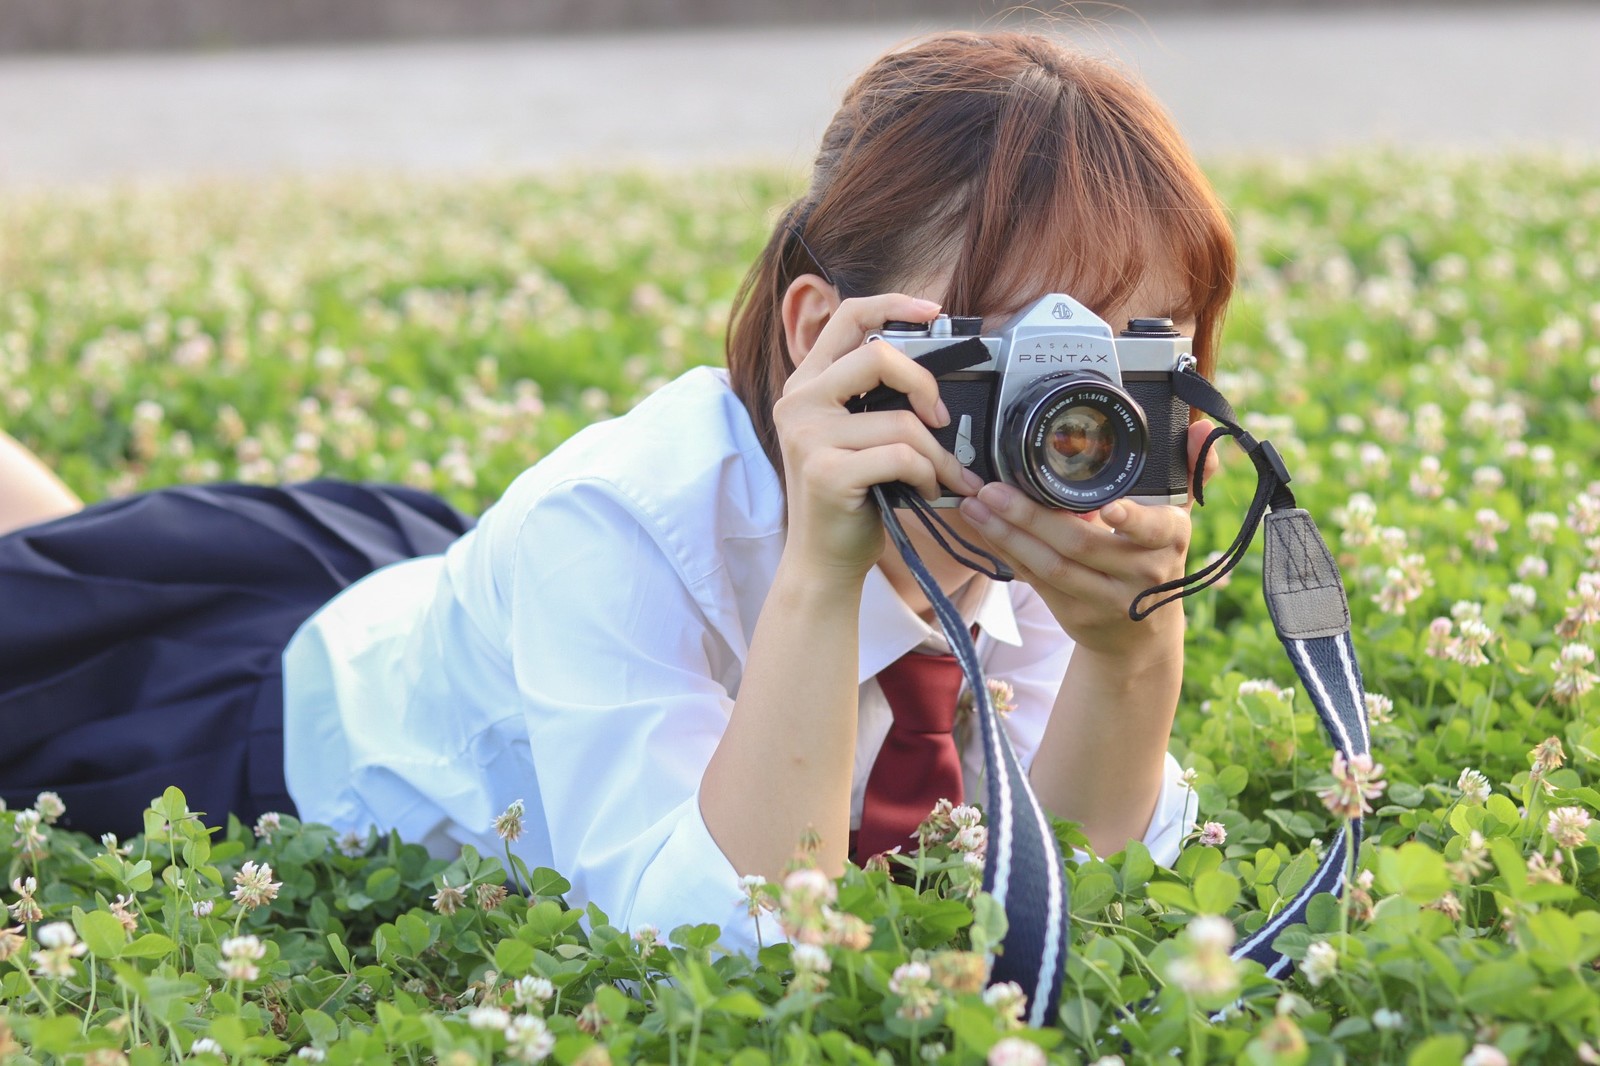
[1,0,1597,185]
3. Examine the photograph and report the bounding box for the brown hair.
[725,30,1236,475]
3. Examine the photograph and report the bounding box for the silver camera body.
[865,292,1195,512]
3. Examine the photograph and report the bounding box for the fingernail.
[1102,501,1127,525]
[978,482,1017,510]
[911,298,941,314]
[960,468,984,493]
[960,497,992,524]
[935,399,951,427]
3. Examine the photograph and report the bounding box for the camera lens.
[1000,375,1149,511]
[1043,405,1118,483]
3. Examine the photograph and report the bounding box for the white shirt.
[283,366,1196,953]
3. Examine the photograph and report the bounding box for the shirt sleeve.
[507,478,762,953]
[980,582,1197,868]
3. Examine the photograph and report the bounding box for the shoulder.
[469,367,784,586]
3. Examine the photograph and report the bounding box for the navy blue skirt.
[0,481,473,838]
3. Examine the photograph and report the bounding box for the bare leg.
[0,430,84,536]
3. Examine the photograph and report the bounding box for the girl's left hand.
[957,419,1221,657]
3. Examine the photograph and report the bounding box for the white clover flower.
[982,980,1028,1026]
[1165,916,1239,1000]
[632,924,660,953]
[193,899,215,919]
[791,943,831,974]
[1548,806,1592,849]
[987,1037,1046,1066]
[36,921,77,950]
[1472,508,1509,553]
[31,921,86,979]
[1371,1007,1404,1031]
[950,804,983,830]
[430,877,466,916]
[781,867,837,910]
[1198,822,1227,847]
[513,975,555,1008]
[1517,555,1550,581]
[1187,915,1235,953]
[1302,941,1338,987]
[191,1037,224,1056]
[296,1048,326,1062]
[253,812,282,842]
[1506,583,1538,617]
[1457,768,1492,805]
[231,861,282,910]
[1409,455,1447,499]
[920,1041,949,1062]
[1364,693,1395,725]
[953,824,988,855]
[1528,511,1561,543]
[467,1005,510,1030]
[1463,1045,1509,1066]
[32,792,65,825]
[1425,617,1455,659]
[1570,493,1600,537]
[219,935,267,982]
[889,961,939,1021]
[1553,643,1598,704]
[1318,752,1388,820]
[495,799,526,843]
[505,1014,556,1063]
[1450,619,1495,667]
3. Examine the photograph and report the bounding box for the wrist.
[1072,603,1186,673]
[770,551,869,614]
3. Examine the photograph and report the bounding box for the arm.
[701,290,982,880]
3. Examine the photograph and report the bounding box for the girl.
[1,29,1232,953]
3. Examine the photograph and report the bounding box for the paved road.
[1,5,1597,187]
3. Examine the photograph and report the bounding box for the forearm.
[1028,609,1186,856]
[700,556,864,880]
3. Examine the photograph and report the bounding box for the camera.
[857,292,1195,512]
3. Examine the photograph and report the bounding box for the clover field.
[1,153,1599,1065]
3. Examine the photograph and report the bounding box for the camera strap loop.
[1126,369,1298,621]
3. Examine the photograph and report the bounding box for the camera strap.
[871,361,1372,1026]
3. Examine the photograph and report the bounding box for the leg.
[0,429,83,536]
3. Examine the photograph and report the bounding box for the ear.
[781,274,840,372]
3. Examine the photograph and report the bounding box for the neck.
[876,519,983,623]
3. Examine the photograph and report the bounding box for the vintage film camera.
[858,292,1195,512]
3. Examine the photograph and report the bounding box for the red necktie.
[854,648,967,862]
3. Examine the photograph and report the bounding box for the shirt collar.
[856,564,1022,685]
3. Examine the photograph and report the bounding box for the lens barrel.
[1000,374,1149,511]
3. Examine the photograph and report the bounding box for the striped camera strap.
[872,364,1372,1025]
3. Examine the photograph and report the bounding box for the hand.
[956,419,1222,657]
[774,294,985,580]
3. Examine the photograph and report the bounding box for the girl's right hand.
[773,293,985,581]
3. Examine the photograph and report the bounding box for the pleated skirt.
[0,480,474,838]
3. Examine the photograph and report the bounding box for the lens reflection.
[1044,405,1116,482]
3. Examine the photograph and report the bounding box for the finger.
[836,442,943,502]
[1187,418,1221,491]
[823,410,984,497]
[959,497,1123,602]
[1097,498,1193,552]
[807,340,948,429]
[790,293,942,384]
